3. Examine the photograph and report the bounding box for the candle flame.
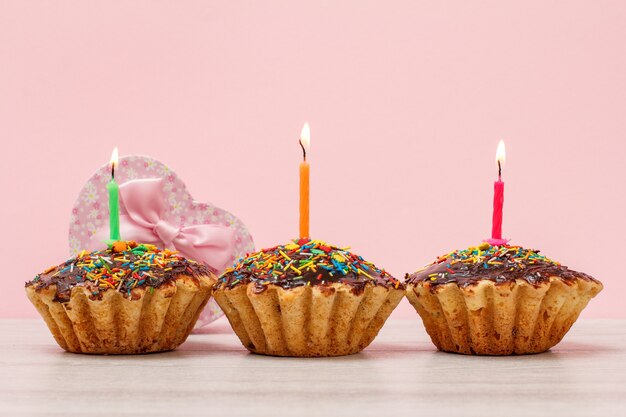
[299,122,310,160]
[300,122,310,151]
[110,147,119,168]
[495,140,505,167]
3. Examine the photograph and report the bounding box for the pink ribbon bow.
[91,178,235,274]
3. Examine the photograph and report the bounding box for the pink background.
[1,1,624,319]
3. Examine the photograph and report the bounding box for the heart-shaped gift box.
[68,155,254,328]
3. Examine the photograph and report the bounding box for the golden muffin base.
[26,273,215,354]
[406,276,602,355]
[213,283,404,357]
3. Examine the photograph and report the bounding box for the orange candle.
[299,122,310,238]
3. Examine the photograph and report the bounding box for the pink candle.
[487,140,507,246]
[491,173,504,240]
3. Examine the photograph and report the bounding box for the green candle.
[107,147,121,242]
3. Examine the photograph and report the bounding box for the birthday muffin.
[25,241,216,354]
[213,238,405,357]
[405,243,602,355]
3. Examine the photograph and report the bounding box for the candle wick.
[497,160,501,180]
[111,164,115,180]
[299,139,307,162]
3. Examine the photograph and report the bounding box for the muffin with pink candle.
[405,242,602,355]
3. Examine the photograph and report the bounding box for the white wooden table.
[1,318,624,417]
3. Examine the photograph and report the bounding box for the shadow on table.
[30,329,616,359]
[548,340,619,354]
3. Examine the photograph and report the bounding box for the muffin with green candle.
[213,238,405,357]
[25,241,216,354]
[405,242,602,355]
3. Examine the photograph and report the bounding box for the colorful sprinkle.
[218,238,402,291]
[27,241,209,301]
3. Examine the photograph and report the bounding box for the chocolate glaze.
[26,244,212,303]
[405,244,600,290]
[220,268,398,295]
[216,239,403,295]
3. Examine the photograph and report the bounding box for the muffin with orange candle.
[213,238,405,357]
[25,241,216,354]
[405,242,602,355]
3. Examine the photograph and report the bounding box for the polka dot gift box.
[68,155,254,329]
